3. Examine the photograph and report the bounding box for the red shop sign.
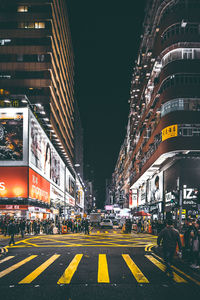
[0,205,28,210]
[29,168,50,204]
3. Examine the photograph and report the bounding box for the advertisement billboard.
[50,184,64,208]
[76,178,84,208]
[66,168,75,198]
[129,189,137,208]
[147,171,163,203]
[29,168,50,204]
[29,111,65,191]
[0,166,28,198]
[138,184,146,206]
[0,108,28,166]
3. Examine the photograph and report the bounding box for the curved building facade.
[114,0,200,220]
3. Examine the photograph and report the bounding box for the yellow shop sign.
[162,124,178,141]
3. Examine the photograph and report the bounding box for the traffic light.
[171,190,180,207]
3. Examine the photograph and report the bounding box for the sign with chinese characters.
[29,168,50,204]
[162,124,178,141]
[0,205,28,210]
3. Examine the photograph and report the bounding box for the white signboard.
[147,171,163,203]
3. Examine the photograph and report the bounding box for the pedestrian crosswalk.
[0,253,198,286]
[57,254,83,285]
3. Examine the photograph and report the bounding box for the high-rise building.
[0,0,74,164]
[0,1,85,220]
[113,0,200,220]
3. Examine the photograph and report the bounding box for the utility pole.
[176,177,182,229]
[179,189,183,229]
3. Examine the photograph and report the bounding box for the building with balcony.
[114,0,200,220]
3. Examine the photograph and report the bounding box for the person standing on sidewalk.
[84,218,90,235]
[190,220,200,269]
[19,219,26,238]
[8,219,16,246]
[157,219,182,278]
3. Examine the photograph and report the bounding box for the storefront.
[0,107,82,220]
[164,159,200,218]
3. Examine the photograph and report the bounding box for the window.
[17,54,23,62]
[161,23,200,44]
[35,22,45,29]
[18,22,45,29]
[0,39,11,46]
[161,98,200,117]
[0,73,11,79]
[183,49,193,60]
[37,54,45,62]
[17,6,28,12]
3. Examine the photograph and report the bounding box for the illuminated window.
[18,22,34,29]
[0,39,11,46]
[17,6,28,12]
[0,73,11,79]
[18,22,45,29]
[35,22,45,29]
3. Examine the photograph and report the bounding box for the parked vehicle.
[100,219,113,229]
[89,213,101,226]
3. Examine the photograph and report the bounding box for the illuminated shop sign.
[50,184,64,208]
[0,166,28,198]
[129,190,132,207]
[105,205,113,211]
[76,178,84,208]
[182,186,197,208]
[66,168,75,197]
[138,184,146,206]
[0,205,28,210]
[29,168,50,204]
[68,197,75,206]
[29,110,65,191]
[129,189,137,208]
[162,124,178,141]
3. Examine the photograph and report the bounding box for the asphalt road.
[0,228,200,300]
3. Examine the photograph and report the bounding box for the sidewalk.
[152,245,200,280]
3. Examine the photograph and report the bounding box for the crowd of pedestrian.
[0,217,58,237]
[0,216,91,246]
[133,216,200,271]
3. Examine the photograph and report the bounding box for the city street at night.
[0,230,200,300]
[0,0,200,299]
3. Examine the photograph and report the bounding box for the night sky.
[67,0,146,208]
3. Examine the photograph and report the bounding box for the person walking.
[157,219,182,278]
[8,219,16,246]
[19,219,26,238]
[137,219,142,233]
[84,218,90,235]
